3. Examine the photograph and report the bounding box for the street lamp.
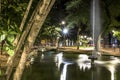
[61,21,66,25]
[63,28,68,34]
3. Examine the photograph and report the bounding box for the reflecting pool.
[22,51,120,80]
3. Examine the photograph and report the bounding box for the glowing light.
[95,56,120,80]
[63,28,68,34]
[61,21,66,25]
[112,30,115,33]
[55,52,63,70]
[77,54,91,71]
[60,62,72,80]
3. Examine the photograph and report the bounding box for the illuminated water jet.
[89,0,101,63]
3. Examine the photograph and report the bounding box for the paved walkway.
[100,47,120,56]
[56,46,120,56]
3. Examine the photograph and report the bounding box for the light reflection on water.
[60,62,73,80]
[76,54,91,71]
[22,51,120,80]
[95,56,120,80]
[55,52,63,70]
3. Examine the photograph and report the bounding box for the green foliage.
[41,25,62,39]
[66,0,90,29]
[0,0,29,56]
[0,21,20,56]
[66,0,82,10]
[0,69,4,76]
[0,70,1,75]
[0,29,17,56]
[101,0,120,34]
[5,46,15,56]
[113,31,120,40]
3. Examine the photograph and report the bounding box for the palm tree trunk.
[13,0,55,80]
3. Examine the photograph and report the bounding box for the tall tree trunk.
[98,34,102,51]
[13,0,55,80]
[96,33,102,51]
[13,0,33,46]
[77,26,81,50]
[5,1,38,80]
[6,0,33,76]
[56,37,59,48]
[6,0,33,68]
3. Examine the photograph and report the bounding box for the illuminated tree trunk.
[97,33,102,51]
[13,0,55,80]
[6,0,33,65]
[5,0,35,79]
[94,36,100,52]
[13,0,33,46]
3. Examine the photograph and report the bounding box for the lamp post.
[61,21,67,47]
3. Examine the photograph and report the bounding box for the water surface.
[22,51,120,80]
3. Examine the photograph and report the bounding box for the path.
[56,46,120,56]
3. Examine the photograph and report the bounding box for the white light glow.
[55,52,63,70]
[63,28,68,34]
[62,21,65,25]
[95,56,120,80]
[77,54,91,71]
[60,62,72,80]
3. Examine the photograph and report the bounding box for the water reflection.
[55,52,74,80]
[55,52,63,70]
[76,54,91,71]
[76,54,120,80]
[40,53,44,61]
[95,56,120,80]
[22,51,120,80]
[60,62,73,80]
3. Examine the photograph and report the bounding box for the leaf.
[6,40,13,46]
[0,69,4,76]
[7,35,15,43]
[5,46,14,56]
[0,70,1,75]
[7,49,14,56]
[5,46,9,51]
[9,31,18,35]
[0,34,6,42]
[7,18,10,25]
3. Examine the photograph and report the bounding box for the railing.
[102,44,120,52]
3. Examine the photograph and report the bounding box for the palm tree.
[66,0,90,49]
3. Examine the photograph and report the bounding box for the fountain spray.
[89,0,101,63]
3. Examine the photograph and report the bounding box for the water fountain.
[89,0,101,63]
[22,0,120,80]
